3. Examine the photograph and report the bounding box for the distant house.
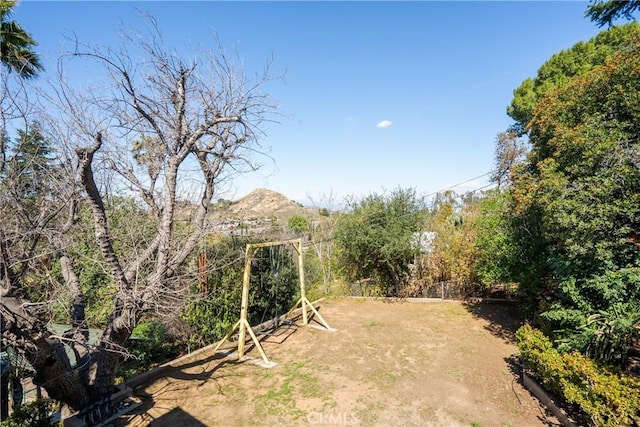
[412,231,437,254]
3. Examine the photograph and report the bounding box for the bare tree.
[489,130,528,189]
[0,19,277,417]
[0,66,36,172]
[306,191,339,293]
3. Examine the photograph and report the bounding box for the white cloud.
[376,120,392,128]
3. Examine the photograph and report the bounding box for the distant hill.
[211,188,318,223]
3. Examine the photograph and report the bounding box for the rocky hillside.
[211,188,318,223]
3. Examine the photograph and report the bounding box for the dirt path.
[120,299,558,427]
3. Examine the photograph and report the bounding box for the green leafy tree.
[335,188,424,296]
[474,189,518,287]
[287,214,309,235]
[511,35,640,365]
[587,0,640,27]
[507,22,639,133]
[3,123,55,201]
[0,0,42,78]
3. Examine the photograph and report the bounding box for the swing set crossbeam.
[210,238,335,367]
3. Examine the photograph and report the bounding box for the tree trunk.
[0,294,137,413]
[0,296,90,410]
[89,317,132,401]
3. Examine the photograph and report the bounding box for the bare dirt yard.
[119,298,559,427]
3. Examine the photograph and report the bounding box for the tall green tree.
[3,123,54,200]
[335,188,424,296]
[507,22,639,133]
[587,0,640,27]
[511,36,640,366]
[474,189,518,287]
[0,0,42,78]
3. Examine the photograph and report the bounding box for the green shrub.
[287,214,309,234]
[516,324,640,426]
[0,399,57,427]
[118,320,181,378]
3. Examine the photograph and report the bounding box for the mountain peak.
[226,188,307,221]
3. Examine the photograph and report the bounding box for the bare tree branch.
[1,14,279,413]
[76,132,130,292]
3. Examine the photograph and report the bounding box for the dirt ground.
[118,298,559,427]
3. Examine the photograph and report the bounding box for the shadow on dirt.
[462,303,565,427]
[462,300,525,343]
[114,319,306,426]
[148,407,207,426]
[114,349,240,426]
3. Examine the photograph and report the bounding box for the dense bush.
[117,320,182,378]
[335,188,425,296]
[418,191,480,288]
[114,237,307,377]
[473,190,518,287]
[287,214,310,235]
[181,237,301,348]
[516,324,640,427]
[0,399,57,427]
[410,189,517,296]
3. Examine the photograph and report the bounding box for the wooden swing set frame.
[211,238,334,366]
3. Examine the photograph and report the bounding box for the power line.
[424,172,491,199]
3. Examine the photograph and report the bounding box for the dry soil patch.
[120,298,558,427]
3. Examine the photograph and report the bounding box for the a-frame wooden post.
[211,238,334,367]
[286,239,335,331]
[211,243,273,366]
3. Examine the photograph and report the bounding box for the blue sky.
[16,1,602,205]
